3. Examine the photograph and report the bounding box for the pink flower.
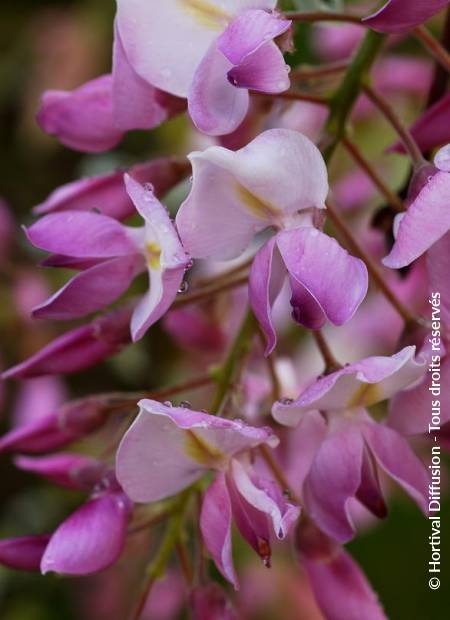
[273,347,430,542]
[176,129,368,352]
[116,400,299,587]
[363,0,449,34]
[116,2,291,135]
[25,176,190,341]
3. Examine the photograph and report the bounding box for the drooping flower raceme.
[272,346,430,542]
[116,399,299,587]
[25,175,190,341]
[116,1,292,135]
[176,128,368,353]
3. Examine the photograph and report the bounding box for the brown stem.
[312,330,342,374]
[425,8,450,108]
[363,84,425,167]
[258,445,300,505]
[285,11,363,25]
[253,90,328,105]
[413,25,450,73]
[195,257,253,288]
[291,61,349,80]
[257,330,281,402]
[173,274,248,308]
[342,137,405,212]
[325,199,420,326]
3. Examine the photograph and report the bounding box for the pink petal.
[383,171,450,268]
[276,227,368,329]
[37,75,123,153]
[14,453,103,490]
[200,474,238,588]
[2,304,133,380]
[273,346,426,426]
[218,9,290,65]
[176,128,328,259]
[116,0,276,97]
[248,237,286,356]
[363,0,449,34]
[32,256,141,320]
[434,143,450,172]
[228,42,290,93]
[41,492,132,575]
[116,399,278,502]
[34,158,189,220]
[112,24,185,131]
[362,421,429,514]
[25,211,138,258]
[302,419,364,542]
[188,42,249,135]
[230,458,300,539]
[0,536,51,572]
[390,92,450,156]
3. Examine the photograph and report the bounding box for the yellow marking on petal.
[347,383,382,409]
[179,0,231,30]
[145,241,161,270]
[184,430,225,467]
[236,184,280,221]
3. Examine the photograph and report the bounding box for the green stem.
[323,29,386,163]
[210,309,257,414]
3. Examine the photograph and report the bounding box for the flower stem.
[323,29,386,162]
[312,330,342,374]
[325,199,420,326]
[413,25,450,73]
[254,90,328,105]
[174,274,248,308]
[290,61,349,81]
[342,137,405,212]
[363,84,425,167]
[258,445,300,504]
[210,310,257,414]
[284,11,363,24]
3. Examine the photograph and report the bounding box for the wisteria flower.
[272,346,430,542]
[176,128,368,352]
[116,1,291,134]
[116,399,299,587]
[25,175,190,341]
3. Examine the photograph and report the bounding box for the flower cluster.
[0,1,449,619]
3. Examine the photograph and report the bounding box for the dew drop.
[279,397,294,405]
[178,281,189,294]
[179,400,192,409]
[163,400,173,407]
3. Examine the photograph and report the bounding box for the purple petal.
[302,419,364,542]
[362,421,429,514]
[200,474,238,589]
[273,346,426,426]
[116,399,278,503]
[37,75,123,153]
[32,256,141,320]
[298,523,387,620]
[363,0,449,34]
[383,171,450,268]
[0,536,51,572]
[14,453,103,490]
[188,42,249,135]
[228,42,290,93]
[248,237,286,356]
[112,24,184,131]
[41,492,132,575]
[34,158,189,220]
[390,92,450,155]
[218,10,290,65]
[434,143,450,172]
[230,458,300,539]
[276,227,368,329]
[25,211,137,258]
[2,304,133,380]
[356,449,387,518]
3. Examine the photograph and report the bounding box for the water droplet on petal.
[179,400,192,409]
[178,281,189,294]
[279,397,294,405]
[163,400,173,407]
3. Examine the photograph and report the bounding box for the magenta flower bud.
[295,520,387,620]
[2,304,133,380]
[0,536,51,572]
[0,398,108,454]
[190,583,238,620]
[14,453,106,490]
[363,0,449,34]
[34,157,189,221]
